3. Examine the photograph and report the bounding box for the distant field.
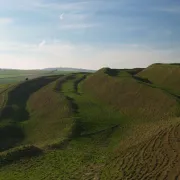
[0,69,74,84]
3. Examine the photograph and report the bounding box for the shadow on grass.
[0,145,43,167]
[1,76,60,122]
[74,73,88,95]
[133,76,152,84]
[0,75,61,151]
[104,68,144,77]
[81,124,120,137]
[54,75,75,92]
[0,123,24,152]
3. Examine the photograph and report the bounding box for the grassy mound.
[23,77,75,146]
[0,75,75,150]
[61,73,128,137]
[83,68,179,122]
[138,63,180,95]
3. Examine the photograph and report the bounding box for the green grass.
[138,63,180,95]
[0,75,75,150]
[0,65,180,179]
[61,73,129,137]
[0,72,131,179]
[0,143,108,180]
[83,68,179,122]
[0,69,74,84]
[23,79,74,146]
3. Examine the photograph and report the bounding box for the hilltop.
[0,63,180,179]
[138,63,180,95]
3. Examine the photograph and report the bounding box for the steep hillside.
[23,77,74,146]
[138,63,180,95]
[83,68,180,122]
[0,75,75,150]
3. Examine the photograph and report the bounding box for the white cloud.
[0,41,180,70]
[59,13,64,20]
[38,40,46,47]
[58,11,95,30]
[0,18,13,25]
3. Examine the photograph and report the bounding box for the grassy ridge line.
[61,73,130,143]
[0,75,63,151]
[2,75,61,122]
[0,75,76,166]
[138,63,180,95]
[66,73,122,138]
[132,75,180,116]
[99,67,180,103]
[83,68,179,122]
[73,73,90,94]
[24,75,78,147]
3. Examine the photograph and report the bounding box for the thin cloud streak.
[0,18,13,24]
[38,40,46,47]
[59,13,64,20]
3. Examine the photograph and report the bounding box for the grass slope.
[83,68,179,122]
[138,63,180,95]
[0,73,129,179]
[23,77,74,146]
[0,67,180,180]
[0,75,75,151]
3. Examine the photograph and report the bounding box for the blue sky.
[0,0,180,69]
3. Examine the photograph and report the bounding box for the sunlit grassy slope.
[138,63,180,95]
[83,68,180,122]
[23,78,74,146]
[0,75,75,151]
[0,65,180,180]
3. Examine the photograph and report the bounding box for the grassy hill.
[0,65,180,179]
[83,68,180,122]
[138,63,180,95]
[0,75,75,151]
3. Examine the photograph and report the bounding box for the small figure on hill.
[26,78,29,81]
